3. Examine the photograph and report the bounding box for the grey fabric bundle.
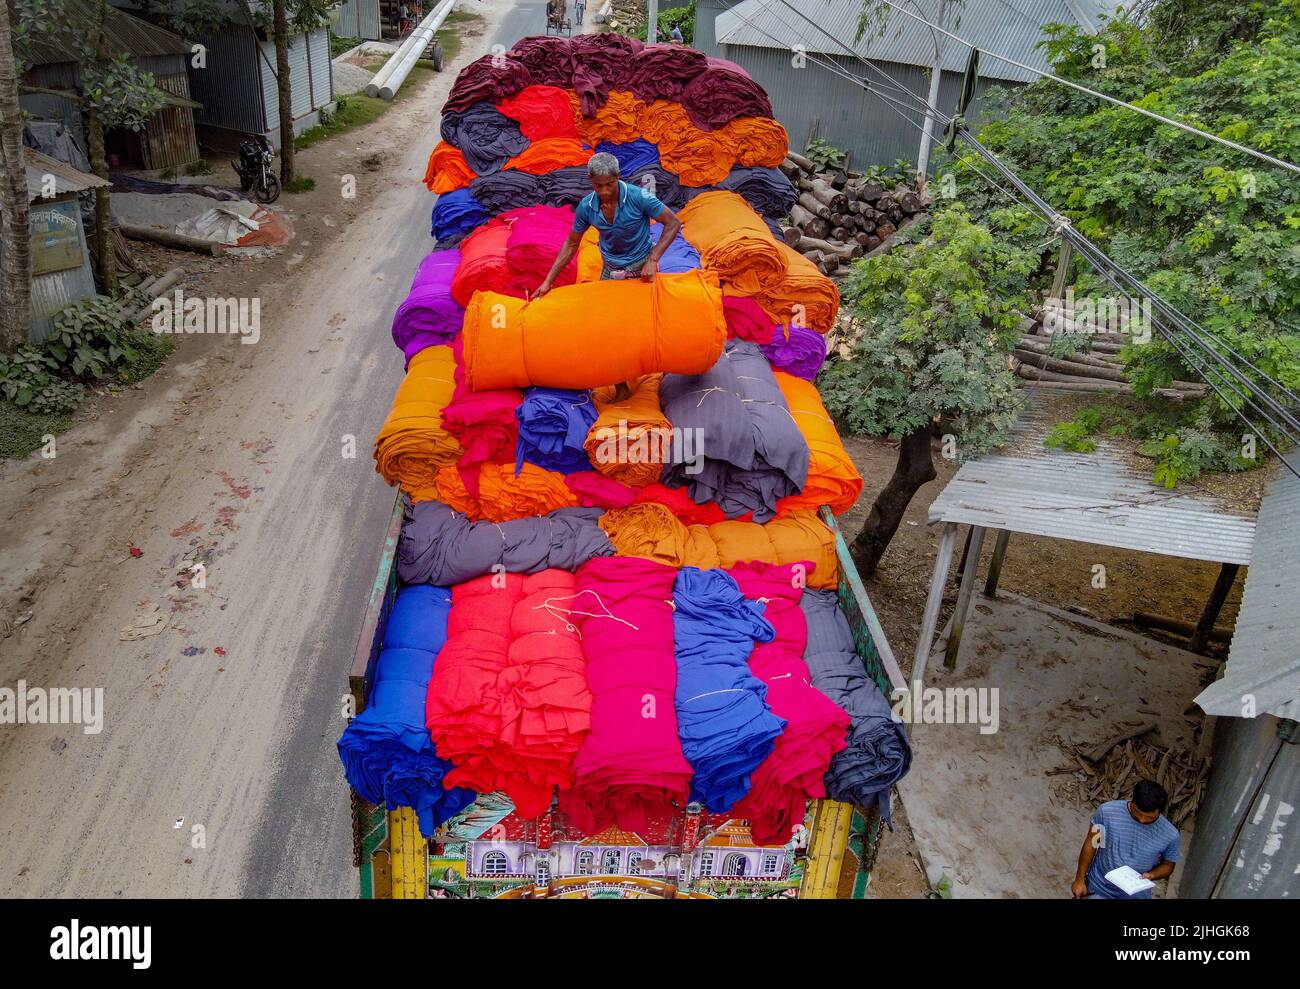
[397,499,614,586]
[660,340,810,522]
[439,101,529,175]
[800,589,912,822]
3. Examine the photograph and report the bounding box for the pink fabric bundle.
[449,206,579,307]
[563,472,730,526]
[442,341,521,494]
[723,294,777,345]
[560,557,693,835]
[450,218,514,307]
[427,570,592,819]
[496,84,581,140]
[729,562,850,845]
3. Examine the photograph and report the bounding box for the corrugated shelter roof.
[24,147,110,200]
[714,0,1117,83]
[928,396,1257,565]
[1196,453,1300,721]
[26,0,192,65]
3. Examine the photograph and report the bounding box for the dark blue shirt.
[1086,800,1181,898]
[571,180,667,269]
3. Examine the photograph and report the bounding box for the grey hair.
[587,152,621,178]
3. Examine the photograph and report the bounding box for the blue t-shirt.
[1086,800,1181,898]
[572,180,667,269]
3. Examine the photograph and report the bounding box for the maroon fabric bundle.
[507,36,575,88]
[681,57,774,131]
[625,42,709,102]
[446,53,533,113]
[570,33,644,116]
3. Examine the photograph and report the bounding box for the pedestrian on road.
[670,23,684,43]
[1072,779,1181,899]
[399,2,411,35]
[574,0,585,25]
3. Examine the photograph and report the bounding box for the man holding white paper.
[1072,780,1181,899]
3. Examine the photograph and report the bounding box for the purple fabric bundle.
[763,324,828,380]
[570,33,644,116]
[508,35,575,87]
[440,101,529,175]
[626,42,708,102]
[392,249,464,364]
[681,57,774,131]
[445,53,533,113]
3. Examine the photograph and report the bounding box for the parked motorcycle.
[232,135,281,204]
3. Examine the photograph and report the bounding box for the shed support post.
[912,522,959,689]
[1189,562,1239,654]
[983,529,1011,597]
[1050,236,1073,305]
[944,525,986,670]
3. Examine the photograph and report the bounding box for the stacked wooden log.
[1013,305,1209,401]
[778,150,931,276]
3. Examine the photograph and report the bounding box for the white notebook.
[1106,865,1156,895]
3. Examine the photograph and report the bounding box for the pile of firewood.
[779,150,931,275]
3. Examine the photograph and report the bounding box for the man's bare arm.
[1073,825,1101,898]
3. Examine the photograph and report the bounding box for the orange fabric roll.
[502,136,592,174]
[726,116,790,168]
[435,462,580,521]
[773,372,863,516]
[461,270,727,391]
[638,99,695,147]
[677,190,788,294]
[754,242,842,334]
[584,373,673,488]
[576,90,648,145]
[599,503,838,588]
[657,131,733,186]
[373,346,463,502]
[575,226,602,282]
[424,140,477,193]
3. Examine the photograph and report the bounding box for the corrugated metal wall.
[309,28,333,108]
[143,68,200,169]
[26,196,97,344]
[261,29,332,131]
[332,0,383,40]
[189,27,266,133]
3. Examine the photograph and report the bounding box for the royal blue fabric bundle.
[337,585,476,837]
[430,188,490,243]
[652,223,701,273]
[672,567,786,812]
[515,387,598,475]
[440,101,529,175]
[596,138,661,176]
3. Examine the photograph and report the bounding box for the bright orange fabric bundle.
[461,270,727,391]
[773,372,863,515]
[424,140,476,193]
[677,191,788,294]
[638,99,696,147]
[753,241,842,334]
[658,131,733,186]
[727,116,790,168]
[584,374,672,488]
[576,89,648,145]
[435,462,580,521]
[599,503,838,588]
[575,226,602,282]
[373,345,463,502]
[502,136,592,174]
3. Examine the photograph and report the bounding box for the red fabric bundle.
[446,53,533,113]
[427,570,592,819]
[450,217,514,307]
[504,204,580,289]
[497,84,581,140]
[561,557,693,835]
[507,36,575,88]
[723,293,777,345]
[728,562,850,845]
[562,473,730,526]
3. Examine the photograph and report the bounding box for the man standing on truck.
[1072,779,1181,899]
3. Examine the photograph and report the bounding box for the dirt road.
[0,0,546,898]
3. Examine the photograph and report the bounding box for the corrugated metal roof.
[27,0,191,65]
[1196,453,1300,721]
[928,395,1257,565]
[24,147,110,199]
[714,0,1116,82]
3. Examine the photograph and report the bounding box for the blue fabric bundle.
[596,138,661,176]
[337,585,476,837]
[440,101,529,174]
[431,188,490,243]
[715,166,798,219]
[651,223,701,273]
[672,567,787,812]
[515,387,598,474]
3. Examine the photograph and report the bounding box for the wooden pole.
[1189,563,1239,654]
[912,522,959,689]
[983,529,1011,597]
[944,525,986,670]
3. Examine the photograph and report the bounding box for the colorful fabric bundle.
[652,222,701,272]
[681,57,774,130]
[436,461,580,521]
[569,33,643,116]
[626,42,708,102]
[800,589,912,820]
[440,101,529,175]
[427,570,592,818]
[752,241,841,334]
[561,557,693,834]
[441,350,521,476]
[723,293,776,345]
[445,53,533,113]
[677,191,788,294]
[583,373,672,488]
[424,140,477,193]
[449,217,513,306]
[564,474,729,526]
[595,137,660,176]
[598,502,838,589]
[497,84,581,140]
[660,341,810,522]
[398,500,613,586]
[431,188,490,243]
[506,36,575,88]
[763,323,828,380]
[505,203,580,289]
[374,345,462,502]
[672,567,785,812]
[392,249,463,365]
[516,387,598,474]
[461,270,727,391]
[502,136,592,175]
[774,371,864,515]
[729,563,850,845]
[711,165,798,219]
[577,90,648,145]
[337,585,476,838]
